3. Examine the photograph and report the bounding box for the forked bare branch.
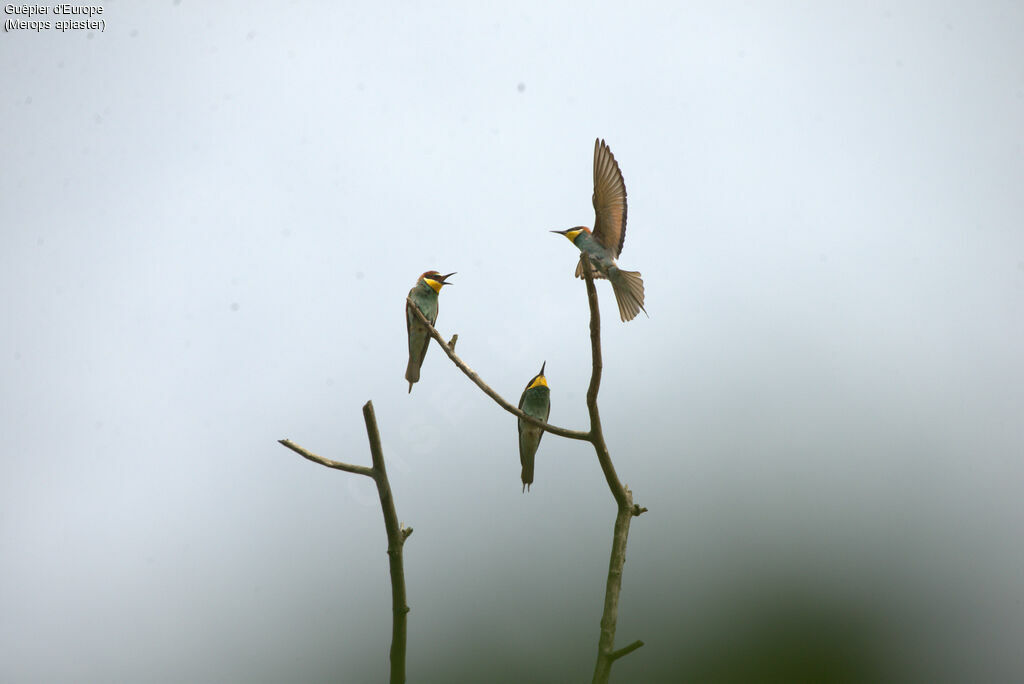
[279,400,410,684]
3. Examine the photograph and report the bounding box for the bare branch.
[361,401,410,684]
[406,297,590,441]
[576,258,646,684]
[579,257,629,509]
[592,488,638,683]
[608,640,644,662]
[278,439,374,477]
[278,401,410,683]
[581,255,604,410]
[362,401,388,475]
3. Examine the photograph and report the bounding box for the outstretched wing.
[591,138,628,257]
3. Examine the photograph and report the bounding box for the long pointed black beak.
[439,272,456,284]
[550,229,567,235]
[539,361,546,375]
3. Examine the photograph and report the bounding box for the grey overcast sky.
[2,2,1023,681]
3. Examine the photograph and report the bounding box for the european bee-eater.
[518,361,551,492]
[552,138,647,322]
[405,270,454,393]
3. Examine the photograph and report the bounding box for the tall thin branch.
[579,255,628,509]
[361,401,410,684]
[577,256,646,684]
[278,400,411,684]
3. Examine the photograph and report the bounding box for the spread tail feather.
[609,269,647,322]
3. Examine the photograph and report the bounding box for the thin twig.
[278,439,374,478]
[609,640,645,662]
[406,298,591,441]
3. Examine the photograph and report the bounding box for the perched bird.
[518,361,551,492]
[552,138,647,322]
[405,270,455,393]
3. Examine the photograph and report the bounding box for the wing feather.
[591,138,628,257]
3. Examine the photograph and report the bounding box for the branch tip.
[609,640,644,662]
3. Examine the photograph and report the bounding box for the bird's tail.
[609,268,647,322]
[521,461,534,492]
[521,448,535,492]
[405,359,419,393]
